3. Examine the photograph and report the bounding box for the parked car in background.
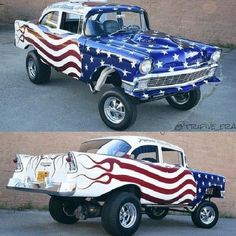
[7,136,225,236]
[14,0,222,130]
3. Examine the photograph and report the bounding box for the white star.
[80,53,84,59]
[198,174,201,178]
[192,84,196,87]
[86,46,90,51]
[100,60,105,66]
[159,90,165,95]
[177,87,183,91]
[110,65,115,69]
[217,177,220,181]
[205,175,208,179]
[156,61,163,68]
[147,49,153,53]
[90,57,94,63]
[85,64,88,70]
[163,45,169,49]
[106,52,112,58]
[202,181,205,186]
[136,36,142,42]
[96,48,101,54]
[151,36,156,40]
[161,50,168,55]
[118,56,123,63]
[173,53,179,61]
[178,45,183,50]
[123,69,129,76]
[208,182,211,186]
[131,61,137,68]
[204,80,209,84]
[198,188,202,193]
[129,51,135,55]
[148,44,154,48]
[183,61,188,68]
[196,61,201,67]
[108,39,114,43]
[169,67,174,72]
[211,176,214,180]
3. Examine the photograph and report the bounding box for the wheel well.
[205,186,222,198]
[98,185,141,201]
[91,67,122,88]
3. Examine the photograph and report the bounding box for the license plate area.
[37,171,49,182]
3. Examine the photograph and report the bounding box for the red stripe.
[25,36,82,62]
[79,157,195,184]
[27,28,78,50]
[141,189,195,204]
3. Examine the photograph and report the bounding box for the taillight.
[66,152,77,173]
[13,155,23,172]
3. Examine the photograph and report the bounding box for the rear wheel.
[26,50,51,84]
[99,88,137,130]
[191,201,219,228]
[166,88,201,110]
[49,197,78,224]
[101,192,141,236]
[145,207,169,220]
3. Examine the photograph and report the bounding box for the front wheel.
[166,88,201,111]
[49,197,78,224]
[191,201,219,228]
[101,192,141,236]
[99,88,137,130]
[145,207,169,220]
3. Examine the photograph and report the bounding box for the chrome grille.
[148,68,210,88]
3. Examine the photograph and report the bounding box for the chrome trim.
[133,64,218,92]
[137,64,218,80]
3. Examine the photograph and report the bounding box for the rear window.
[80,139,131,158]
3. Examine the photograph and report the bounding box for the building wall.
[0,0,235,45]
[0,132,235,217]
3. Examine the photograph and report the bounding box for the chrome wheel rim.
[28,58,37,79]
[104,97,125,124]
[200,206,215,225]
[171,93,190,105]
[119,203,137,228]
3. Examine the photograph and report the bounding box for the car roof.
[44,1,144,17]
[85,136,184,153]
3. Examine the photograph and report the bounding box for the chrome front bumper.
[122,64,219,94]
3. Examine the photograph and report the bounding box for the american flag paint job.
[15,3,221,100]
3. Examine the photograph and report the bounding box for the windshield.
[85,11,147,36]
[79,139,131,157]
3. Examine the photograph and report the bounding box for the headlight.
[139,60,152,75]
[211,50,221,62]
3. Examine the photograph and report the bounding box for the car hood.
[99,30,217,72]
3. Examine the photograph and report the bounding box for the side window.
[132,145,158,163]
[162,148,183,167]
[60,12,84,34]
[40,11,59,29]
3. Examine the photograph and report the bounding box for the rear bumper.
[6,178,75,197]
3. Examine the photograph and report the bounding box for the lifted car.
[15,0,222,130]
[7,136,225,236]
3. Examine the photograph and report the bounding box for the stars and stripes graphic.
[16,22,82,79]
[72,154,197,205]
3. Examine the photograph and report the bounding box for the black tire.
[26,50,51,84]
[101,192,141,236]
[49,197,78,224]
[99,87,137,130]
[145,207,169,220]
[166,88,201,111]
[191,201,219,229]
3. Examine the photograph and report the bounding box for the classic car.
[7,136,225,236]
[14,0,222,130]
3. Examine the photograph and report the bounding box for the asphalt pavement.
[0,25,236,132]
[0,210,235,236]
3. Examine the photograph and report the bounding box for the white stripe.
[63,67,81,77]
[140,184,196,201]
[172,194,195,204]
[37,50,81,76]
[28,24,79,46]
[25,31,81,59]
